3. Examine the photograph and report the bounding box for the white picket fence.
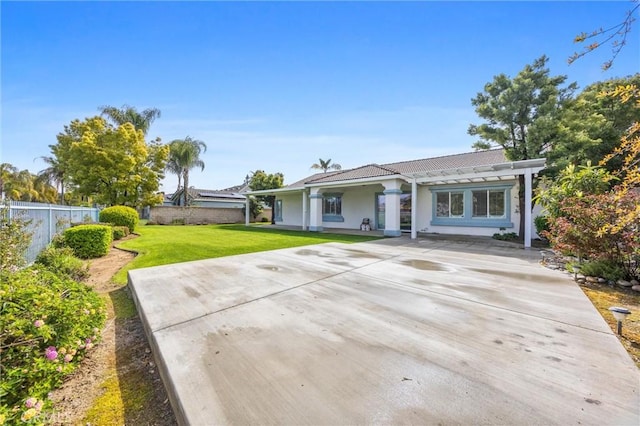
[7,201,100,264]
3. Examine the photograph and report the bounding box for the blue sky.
[2,1,639,192]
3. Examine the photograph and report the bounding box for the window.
[436,192,464,217]
[431,185,513,228]
[274,199,283,222]
[322,193,344,222]
[472,190,505,218]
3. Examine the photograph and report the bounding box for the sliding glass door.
[376,193,411,231]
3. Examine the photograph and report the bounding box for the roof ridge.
[381,148,504,168]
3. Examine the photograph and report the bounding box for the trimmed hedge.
[64,225,113,259]
[99,206,139,233]
[112,226,130,240]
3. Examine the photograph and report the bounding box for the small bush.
[111,226,129,240]
[579,260,625,282]
[492,232,519,241]
[35,246,89,282]
[171,218,185,225]
[260,217,269,223]
[0,204,32,273]
[64,224,112,259]
[51,233,67,248]
[534,215,549,237]
[0,266,106,424]
[99,206,139,233]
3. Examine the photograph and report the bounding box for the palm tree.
[36,156,66,204]
[168,137,207,206]
[0,163,18,200]
[165,155,183,193]
[311,158,342,173]
[99,104,161,135]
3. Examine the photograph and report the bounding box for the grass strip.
[113,224,380,284]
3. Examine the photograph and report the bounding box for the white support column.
[302,190,308,231]
[524,168,532,249]
[383,180,402,237]
[411,178,417,239]
[309,188,323,232]
[245,196,250,226]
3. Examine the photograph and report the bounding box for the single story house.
[245,149,545,248]
[167,184,249,208]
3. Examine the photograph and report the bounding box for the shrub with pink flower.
[45,346,58,361]
[1,257,106,423]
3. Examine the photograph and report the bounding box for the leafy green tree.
[311,158,342,173]
[37,156,67,205]
[468,55,576,237]
[0,163,18,199]
[167,137,207,206]
[51,117,169,207]
[0,165,57,203]
[241,196,264,221]
[99,104,161,136]
[546,74,640,177]
[536,162,615,219]
[249,170,284,224]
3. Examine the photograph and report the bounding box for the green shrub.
[35,246,89,282]
[64,225,112,259]
[171,218,185,225]
[534,215,549,237]
[492,232,519,241]
[99,206,139,233]
[0,204,32,273]
[0,266,106,424]
[579,260,625,282]
[111,225,129,240]
[51,233,67,248]
[260,217,269,223]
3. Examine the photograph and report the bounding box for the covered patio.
[245,153,545,248]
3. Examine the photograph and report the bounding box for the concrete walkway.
[128,238,639,425]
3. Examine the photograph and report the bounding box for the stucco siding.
[328,186,381,229]
[272,179,543,238]
[278,193,304,226]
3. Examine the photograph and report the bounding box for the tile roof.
[305,164,398,184]
[286,149,508,188]
[381,149,507,174]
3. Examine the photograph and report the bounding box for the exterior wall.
[255,207,272,223]
[149,206,244,225]
[278,193,304,226]
[273,179,543,238]
[331,185,382,229]
[192,200,245,208]
[418,179,538,238]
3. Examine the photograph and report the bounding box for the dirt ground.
[49,236,177,425]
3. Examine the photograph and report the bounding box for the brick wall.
[149,206,272,225]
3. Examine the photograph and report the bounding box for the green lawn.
[113,224,380,284]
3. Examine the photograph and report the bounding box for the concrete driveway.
[128,237,639,425]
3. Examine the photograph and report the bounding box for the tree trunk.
[183,171,189,207]
[518,174,526,240]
